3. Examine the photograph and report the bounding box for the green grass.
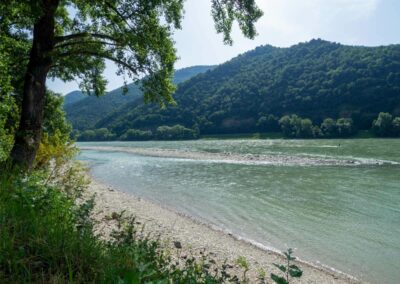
[0,169,237,283]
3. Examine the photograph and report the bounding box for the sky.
[48,0,400,95]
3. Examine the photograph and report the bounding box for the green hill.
[66,40,400,139]
[95,40,400,136]
[64,65,214,130]
[63,91,86,106]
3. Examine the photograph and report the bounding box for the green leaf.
[271,273,289,284]
[289,264,303,278]
[273,263,286,273]
[284,251,296,261]
[122,270,140,284]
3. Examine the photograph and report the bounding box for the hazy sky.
[48,0,400,95]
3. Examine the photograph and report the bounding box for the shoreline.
[88,176,362,283]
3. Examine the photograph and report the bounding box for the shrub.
[271,248,303,284]
[279,115,313,138]
[372,112,393,137]
[0,94,18,162]
[320,118,337,138]
[78,128,116,141]
[257,114,280,132]
[392,117,400,137]
[336,118,354,137]
[120,129,153,141]
[0,169,245,283]
[156,124,198,140]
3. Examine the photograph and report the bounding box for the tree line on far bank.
[76,124,199,141]
[74,112,400,141]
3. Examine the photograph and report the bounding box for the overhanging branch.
[55,32,119,44]
[54,40,120,49]
[104,1,136,30]
[56,50,138,74]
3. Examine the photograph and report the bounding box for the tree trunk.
[10,0,59,169]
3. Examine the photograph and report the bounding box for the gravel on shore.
[80,146,365,166]
[88,178,362,284]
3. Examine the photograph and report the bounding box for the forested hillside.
[63,91,86,106]
[67,40,400,139]
[64,65,214,130]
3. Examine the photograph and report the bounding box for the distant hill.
[92,39,400,137]
[63,90,86,106]
[64,65,214,130]
[172,65,215,84]
[65,40,400,139]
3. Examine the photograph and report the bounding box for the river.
[78,139,400,283]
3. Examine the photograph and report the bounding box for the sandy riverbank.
[88,178,362,283]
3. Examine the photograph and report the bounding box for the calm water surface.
[78,139,400,284]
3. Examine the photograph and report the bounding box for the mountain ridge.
[64,65,215,130]
[65,39,400,138]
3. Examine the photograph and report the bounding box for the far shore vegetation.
[74,112,400,142]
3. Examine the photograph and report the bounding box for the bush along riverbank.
[0,164,252,283]
[73,112,400,141]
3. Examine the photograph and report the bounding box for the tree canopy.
[1,0,262,103]
[0,0,263,168]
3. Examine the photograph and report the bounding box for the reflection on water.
[78,139,400,284]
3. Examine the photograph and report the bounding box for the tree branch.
[54,32,118,43]
[104,0,135,30]
[54,40,120,49]
[56,50,138,74]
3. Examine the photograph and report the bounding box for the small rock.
[174,241,182,249]
[111,212,119,220]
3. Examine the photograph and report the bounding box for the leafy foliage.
[0,167,259,283]
[236,256,250,283]
[78,128,116,141]
[278,115,355,138]
[3,0,262,167]
[271,248,303,284]
[211,0,263,45]
[2,0,260,102]
[155,124,198,140]
[372,112,400,137]
[0,95,18,162]
[120,129,153,141]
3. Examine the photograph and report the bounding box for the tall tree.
[372,112,393,137]
[1,0,263,168]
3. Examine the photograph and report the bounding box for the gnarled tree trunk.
[10,0,59,169]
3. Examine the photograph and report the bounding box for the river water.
[77,139,400,283]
